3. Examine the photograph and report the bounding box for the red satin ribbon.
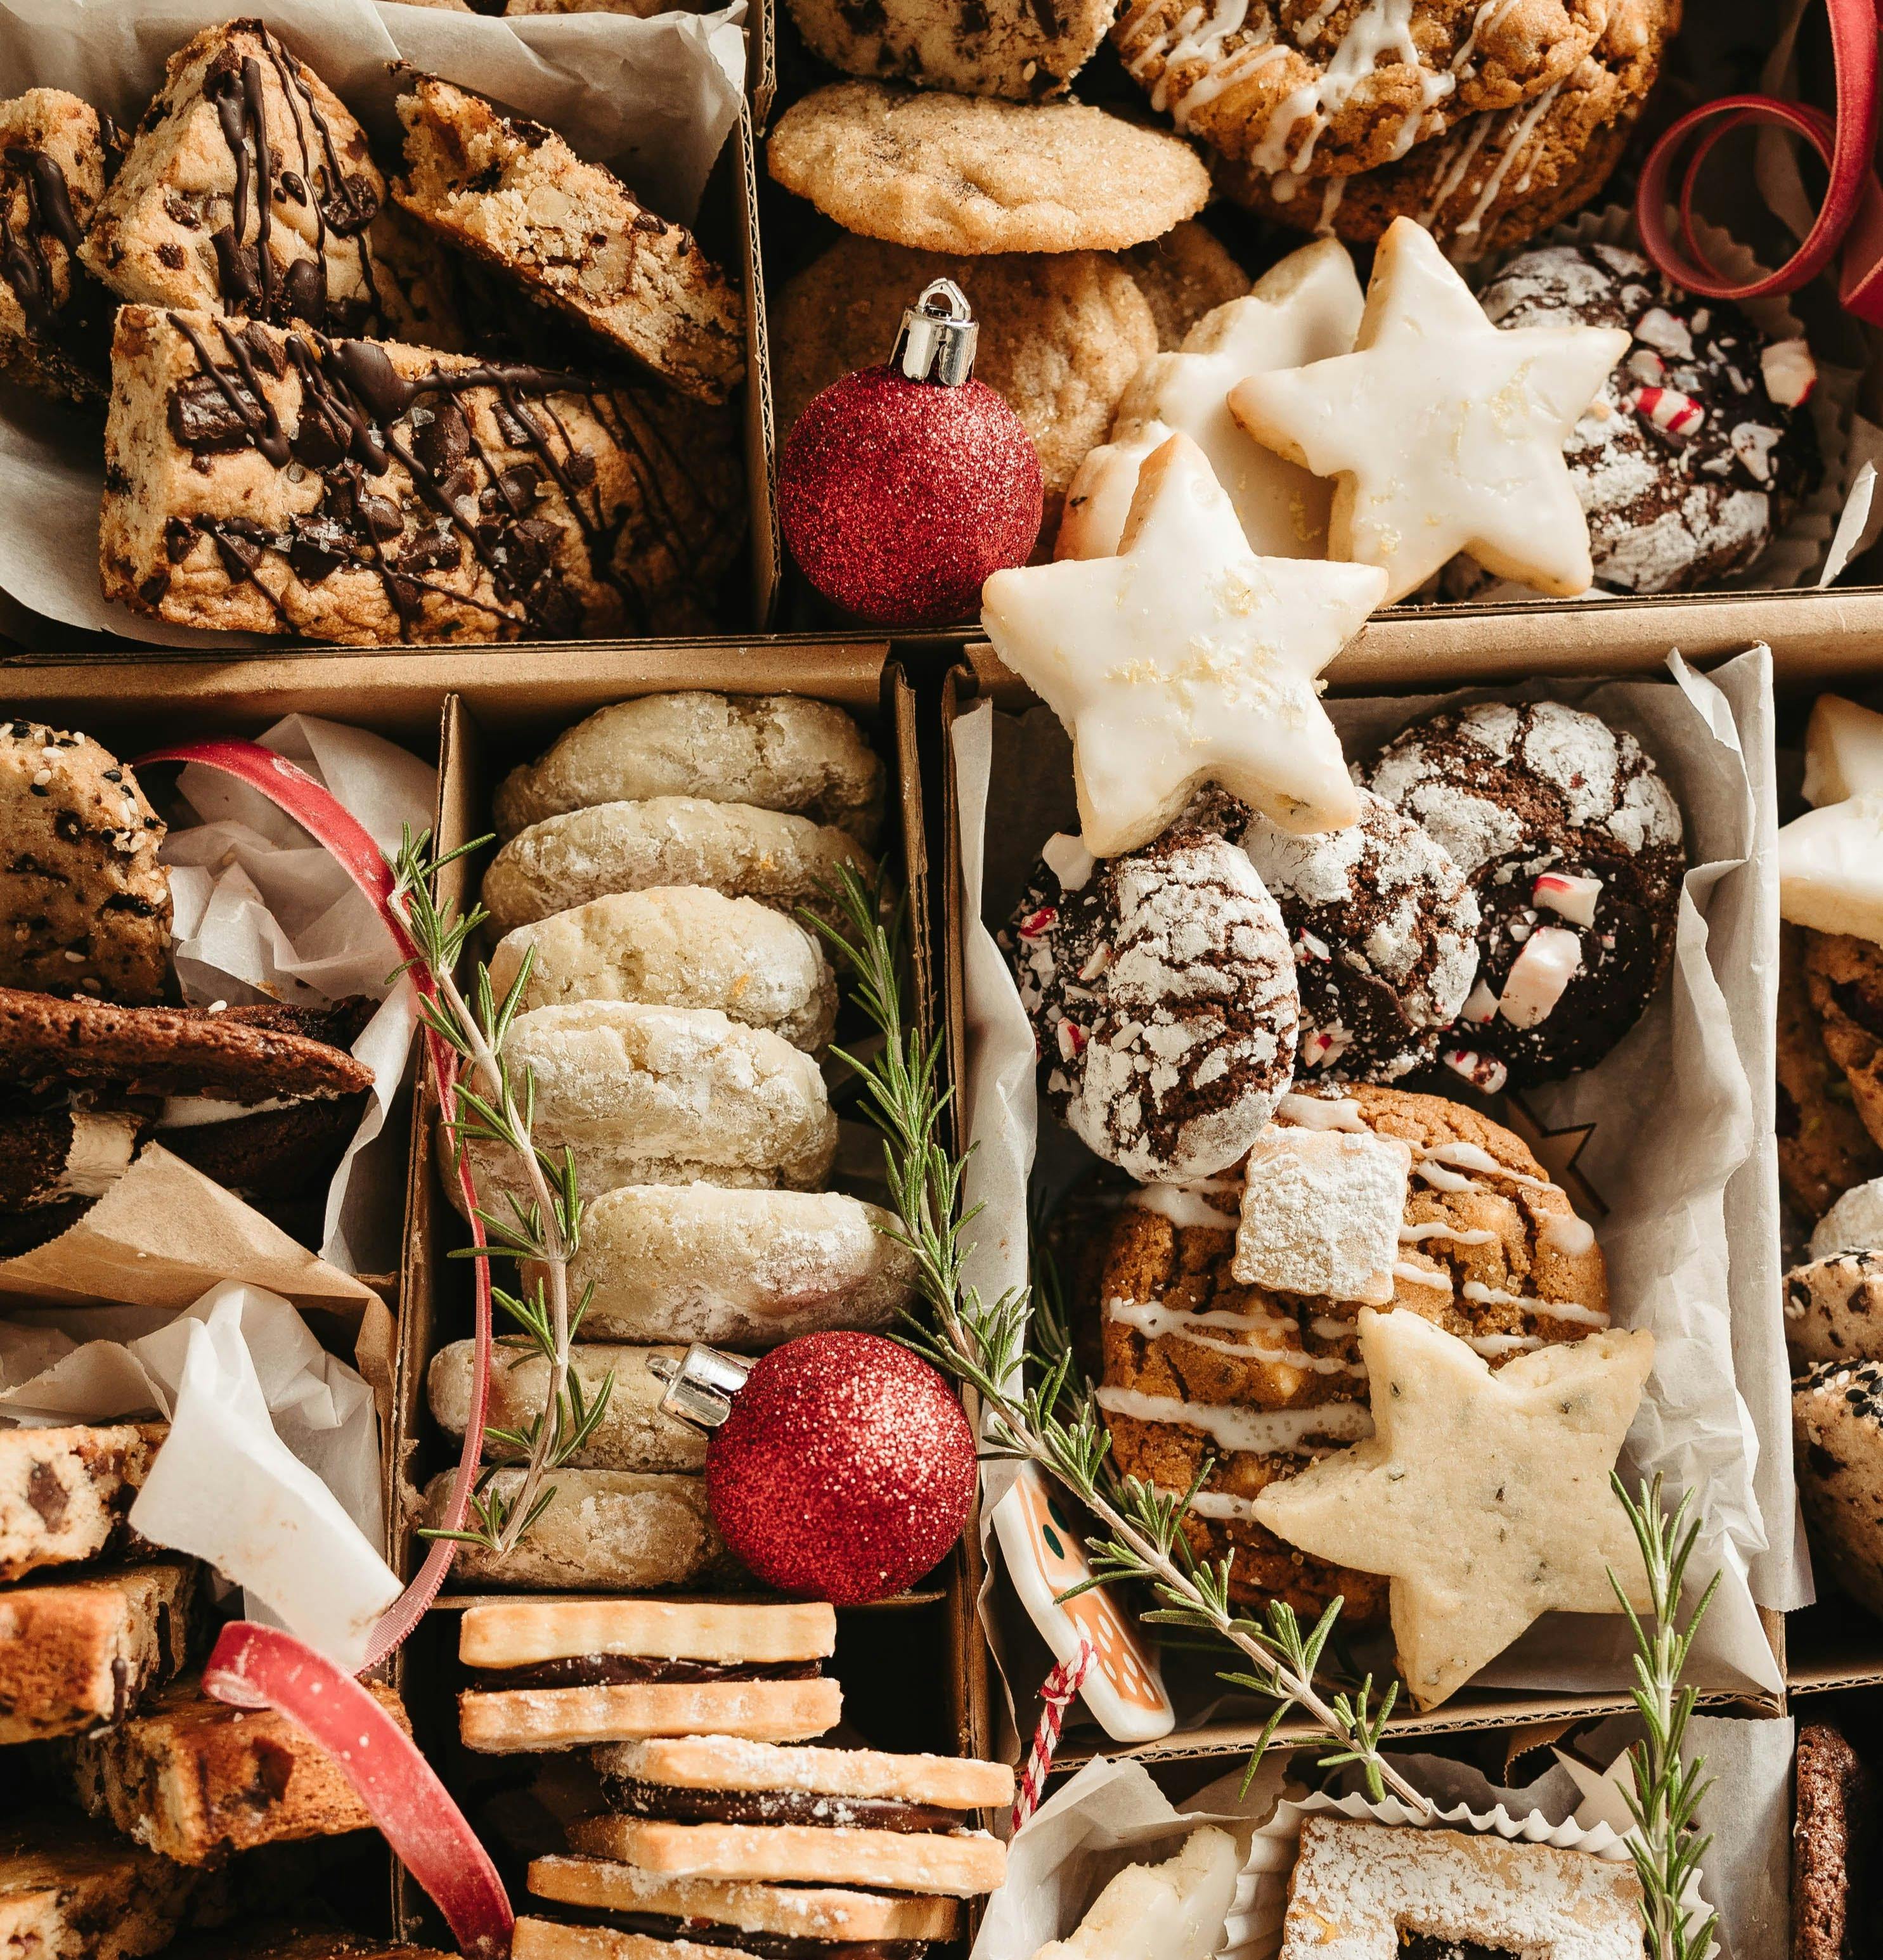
[1636,0,1883,323]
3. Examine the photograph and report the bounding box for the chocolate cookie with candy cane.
[1361,699,1685,1089]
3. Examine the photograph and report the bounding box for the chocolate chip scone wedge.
[393,73,744,404]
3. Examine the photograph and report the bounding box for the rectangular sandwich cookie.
[461,1600,841,1754]
[527,1855,960,1953]
[567,1821,1005,1900]
[0,1423,165,1582]
[0,1559,200,1743]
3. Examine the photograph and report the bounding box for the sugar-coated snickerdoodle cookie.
[1116,221,1250,351]
[773,236,1156,515]
[767,82,1211,255]
[783,0,1113,102]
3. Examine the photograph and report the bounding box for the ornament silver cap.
[647,1343,753,1429]
[890,279,978,386]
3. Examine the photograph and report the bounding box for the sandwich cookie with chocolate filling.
[458,1600,842,1754]
[571,1737,1012,1897]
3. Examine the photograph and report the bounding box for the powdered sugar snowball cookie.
[1238,789,1480,1082]
[487,889,837,1054]
[1813,1178,1883,1261]
[493,693,884,846]
[1111,0,1607,179]
[1466,241,1823,595]
[563,1185,920,1348]
[782,0,1115,102]
[1796,1359,1883,1620]
[1002,821,1298,1182]
[765,83,1211,255]
[1362,699,1685,1087]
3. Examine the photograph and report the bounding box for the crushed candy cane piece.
[1499,925,1584,1028]
[1297,929,1332,963]
[1078,943,1113,982]
[1017,906,1058,940]
[1443,1047,1508,1093]
[1761,337,1816,408]
[1626,348,1666,386]
[1633,307,1693,358]
[1043,831,1098,892]
[1057,1019,1087,1062]
[1629,385,1704,439]
[1461,979,1500,1024]
[1731,422,1780,483]
[1532,871,1602,927]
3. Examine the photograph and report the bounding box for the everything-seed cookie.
[766,82,1212,255]
[783,0,1114,102]
[0,723,171,1005]
[772,235,1156,517]
[1090,1083,1608,1618]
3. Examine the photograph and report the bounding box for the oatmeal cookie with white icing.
[1089,1083,1607,1618]
[1111,0,1607,182]
[1002,818,1298,1183]
[1361,699,1685,1088]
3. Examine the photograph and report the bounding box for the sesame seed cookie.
[766,82,1211,255]
[782,0,1115,102]
[1796,1357,1883,1620]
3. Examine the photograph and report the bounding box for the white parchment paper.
[0,0,744,642]
[953,645,1790,1739]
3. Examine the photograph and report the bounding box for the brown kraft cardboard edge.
[938,657,1787,1771]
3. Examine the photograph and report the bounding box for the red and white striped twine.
[1011,1641,1096,1833]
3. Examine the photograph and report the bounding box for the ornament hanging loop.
[649,1344,753,1429]
[891,279,978,386]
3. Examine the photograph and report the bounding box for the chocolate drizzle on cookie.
[467,1655,822,1691]
[0,145,82,336]
[600,1779,964,1836]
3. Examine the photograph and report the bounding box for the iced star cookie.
[772,236,1156,521]
[1470,241,1822,594]
[1089,1083,1608,1622]
[766,83,1211,255]
[782,0,1114,101]
[1056,237,1363,564]
[1111,0,1607,179]
[1003,819,1298,1182]
[1229,219,1627,603]
[1362,700,1685,1088]
[1238,789,1480,1083]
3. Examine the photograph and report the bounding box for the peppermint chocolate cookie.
[784,0,1114,101]
[0,723,170,1005]
[1091,1083,1607,1618]
[1238,789,1479,1083]
[1004,822,1298,1182]
[1474,242,1821,594]
[766,83,1211,255]
[1362,700,1685,1086]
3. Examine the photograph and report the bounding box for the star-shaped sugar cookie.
[1227,218,1631,604]
[1056,236,1364,563]
[1253,1308,1654,1710]
[1780,693,1883,945]
[981,432,1385,856]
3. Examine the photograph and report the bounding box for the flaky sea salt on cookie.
[766,82,1210,255]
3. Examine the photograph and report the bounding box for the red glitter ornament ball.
[778,364,1043,628]
[704,1331,976,1605]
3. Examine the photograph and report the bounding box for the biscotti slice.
[0,91,119,403]
[493,695,884,845]
[0,1559,200,1743]
[99,305,742,646]
[61,1675,408,1865]
[525,1859,961,1947]
[569,1820,1004,1899]
[167,1930,454,1960]
[429,1340,705,1473]
[0,1812,199,1960]
[420,1469,723,1592]
[77,21,401,336]
[0,1424,165,1582]
[392,74,744,403]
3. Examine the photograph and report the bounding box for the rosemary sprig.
[391,827,614,1555]
[1610,1474,1719,1960]
[809,868,1427,1813]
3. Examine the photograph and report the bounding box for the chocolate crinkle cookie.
[1002,818,1297,1182]
[1362,699,1684,1088]
[1470,243,1822,595]
[1238,789,1480,1084]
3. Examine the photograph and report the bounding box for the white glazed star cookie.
[983,434,1383,855]
[1781,695,1883,947]
[1227,218,1629,602]
[1057,236,1364,563]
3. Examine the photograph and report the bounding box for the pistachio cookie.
[767,82,1211,255]
[1362,700,1685,1087]
[782,0,1114,102]
[772,235,1156,520]
[1089,1083,1608,1618]
[1111,0,1607,179]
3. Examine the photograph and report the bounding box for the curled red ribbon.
[1635,0,1883,322]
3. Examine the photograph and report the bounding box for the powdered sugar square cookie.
[1231,1128,1410,1303]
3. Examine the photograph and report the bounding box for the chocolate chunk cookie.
[1089,1083,1607,1619]
[1238,789,1479,1083]
[0,722,171,1006]
[1804,931,1883,1157]
[1796,1358,1883,1620]
[1780,923,1883,1220]
[784,0,1115,101]
[1474,242,1820,594]
[1004,820,1298,1183]
[1362,700,1685,1087]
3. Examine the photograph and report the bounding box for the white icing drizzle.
[1417,113,1492,228]
[1423,1140,1553,1189]
[1316,175,1347,235]
[1468,1331,1543,1357]
[1108,1298,1365,1372]
[1127,1183,1239,1231]
[1277,1092,1367,1132]
[1393,1260,1453,1293]
[1153,1485,1267,1521]
[1096,1385,1374,1453]
[1399,1221,1498,1246]
[1451,0,1522,74]
[1540,1213,1597,1257]
[1453,80,1563,239]
[1460,1280,1609,1326]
